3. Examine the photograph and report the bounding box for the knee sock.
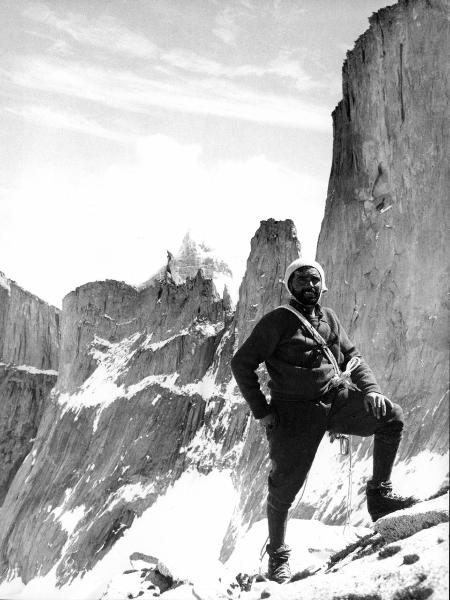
[372,422,403,484]
[267,503,288,549]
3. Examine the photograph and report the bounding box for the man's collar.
[289,297,324,319]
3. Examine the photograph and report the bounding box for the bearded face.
[289,267,322,306]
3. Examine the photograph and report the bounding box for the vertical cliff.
[0,267,233,585]
[0,272,60,506]
[0,272,60,370]
[0,364,57,505]
[316,0,449,458]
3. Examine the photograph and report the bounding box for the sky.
[0,0,391,307]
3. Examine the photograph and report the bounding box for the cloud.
[5,105,132,143]
[22,2,157,58]
[1,134,326,306]
[161,48,318,91]
[6,56,330,132]
[23,2,318,91]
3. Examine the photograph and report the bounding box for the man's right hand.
[259,411,279,430]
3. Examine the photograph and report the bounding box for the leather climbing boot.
[366,480,417,522]
[266,544,291,584]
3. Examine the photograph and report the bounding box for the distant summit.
[140,232,234,300]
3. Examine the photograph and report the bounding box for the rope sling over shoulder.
[279,304,362,393]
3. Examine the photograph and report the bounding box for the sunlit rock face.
[316,0,449,458]
[0,272,60,370]
[0,219,298,587]
[0,265,235,585]
[0,272,59,506]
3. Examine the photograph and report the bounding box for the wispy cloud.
[162,48,318,91]
[21,2,322,93]
[6,56,330,132]
[22,2,157,58]
[8,2,331,134]
[4,105,132,143]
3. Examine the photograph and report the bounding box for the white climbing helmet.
[283,258,328,296]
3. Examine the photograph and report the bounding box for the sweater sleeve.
[332,311,382,395]
[231,310,284,419]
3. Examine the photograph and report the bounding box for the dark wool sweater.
[231,299,381,419]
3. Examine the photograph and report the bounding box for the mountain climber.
[230,258,415,584]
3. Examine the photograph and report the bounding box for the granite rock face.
[316,0,449,458]
[0,272,60,506]
[0,219,298,587]
[0,266,232,584]
[0,364,57,506]
[0,272,60,370]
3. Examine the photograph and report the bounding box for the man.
[231,258,415,584]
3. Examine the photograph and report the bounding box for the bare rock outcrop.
[316,0,449,458]
[0,272,60,506]
[0,364,57,505]
[0,268,232,585]
[0,271,60,370]
[233,218,300,344]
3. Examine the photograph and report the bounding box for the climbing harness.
[280,304,362,393]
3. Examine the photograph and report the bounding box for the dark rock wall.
[0,274,60,507]
[316,0,449,457]
[0,365,56,506]
[57,280,138,393]
[0,268,233,584]
[0,273,60,370]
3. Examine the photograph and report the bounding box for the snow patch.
[0,271,11,293]
[0,362,57,376]
[390,449,449,500]
[102,482,155,514]
[14,364,58,376]
[59,506,86,536]
[0,470,237,600]
[142,319,223,352]
[227,518,371,576]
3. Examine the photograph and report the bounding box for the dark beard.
[292,289,320,307]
